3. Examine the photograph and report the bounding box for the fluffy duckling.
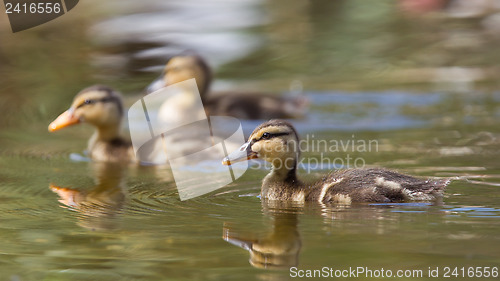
[223,120,450,203]
[146,54,308,119]
[48,85,134,163]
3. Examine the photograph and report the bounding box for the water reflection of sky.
[446,206,500,218]
[366,203,500,217]
[239,90,499,135]
[91,0,265,70]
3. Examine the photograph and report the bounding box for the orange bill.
[49,183,81,207]
[48,109,80,132]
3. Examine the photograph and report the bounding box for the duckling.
[48,85,134,163]
[146,54,308,119]
[223,119,450,203]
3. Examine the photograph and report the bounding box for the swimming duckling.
[48,85,134,163]
[223,120,450,203]
[146,54,308,119]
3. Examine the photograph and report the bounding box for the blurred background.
[0,1,500,280]
[1,0,500,130]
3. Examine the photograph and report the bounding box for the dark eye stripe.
[258,132,289,141]
[76,97,117,109]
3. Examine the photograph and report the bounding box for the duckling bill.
[48,85,134,163]
[223,119,450,203]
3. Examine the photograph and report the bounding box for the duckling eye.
[84,99,94,105]
[262,132,271,140]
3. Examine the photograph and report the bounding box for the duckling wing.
[311,168,450,203]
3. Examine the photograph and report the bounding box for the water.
[1,0,500,280]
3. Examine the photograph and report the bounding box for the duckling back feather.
[307,168,449,203]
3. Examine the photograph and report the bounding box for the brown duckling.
[223,119,450,203]
[48,85,134,163]
[146,54,308,119]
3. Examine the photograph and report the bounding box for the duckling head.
[223,120,300,170]
[147,55,212,99]
[48,85,123,138]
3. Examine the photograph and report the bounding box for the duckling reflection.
[49,162,127,231]
[223,211,301,269]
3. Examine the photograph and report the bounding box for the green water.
[1,1,500,280]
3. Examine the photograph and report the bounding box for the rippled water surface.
[1,0,500,280]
